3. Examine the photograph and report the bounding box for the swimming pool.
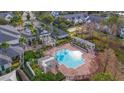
[54,49,84,68]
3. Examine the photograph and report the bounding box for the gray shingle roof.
[51,27,68,39]
[63,13,88,19]
[0,11,13,16]
[63,13,104,23]
[0,26,20,35]
[0,54,12,65]
[0,58,10,65]
[0,47,22,58]
[73,37,95,47]
[0,25,20,43]
[0,13,8,18]
[0,31,17,43]
[88,15,104,23]
[37,28,50,35]
[21,27,36,38]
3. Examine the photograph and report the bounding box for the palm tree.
[19,36,26,49]
[10,12,23,31]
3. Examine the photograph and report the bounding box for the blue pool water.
[54,49,84,68]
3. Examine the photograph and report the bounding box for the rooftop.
[63,13,88,19]
[51,27,68,39]
[0,12,13,18]
[0,46,24,58]
[0,31,17,43]
[88,15,104,23]
[0,25,20,43]
[0,54,12,65]
[63,13,104,23]
[73,37,95,46]
[37,28,50,35]
[0,58,11,65]
[0,25,20,35]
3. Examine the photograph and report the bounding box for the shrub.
[91,72,114,81]
[55,72,65,80]
[0,18,8,25]
[24,50,36,62]
[115,49,124,64]
[35,49,44,58]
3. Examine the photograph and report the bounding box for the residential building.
[51,27,68,39]
[0,25,20,45]
[0,12,13,21]
[51,11,60,18]
[21,27,37,46]
[37,28,56,46]
[72,37,95,53]
[63,13,88,24]
[0,55,12,72]
[0,46,24,73]
[63,13,104,24]
[22,11,36,22]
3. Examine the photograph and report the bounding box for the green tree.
[0,42,9,55]
[25,24,36,35]
[24,50,36,62]
[35,49,44,58]
[42,72,56,81]
[10,12,23,30]
[19,36,26,48]
[91,72,114,81]
[39,13,54,25]
[33,71,65,81]
[107,15,119,26]
[55,72,65,80]
[27,13,30,21]
[103,14,119,35]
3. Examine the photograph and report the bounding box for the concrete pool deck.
[45,43,98,80]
